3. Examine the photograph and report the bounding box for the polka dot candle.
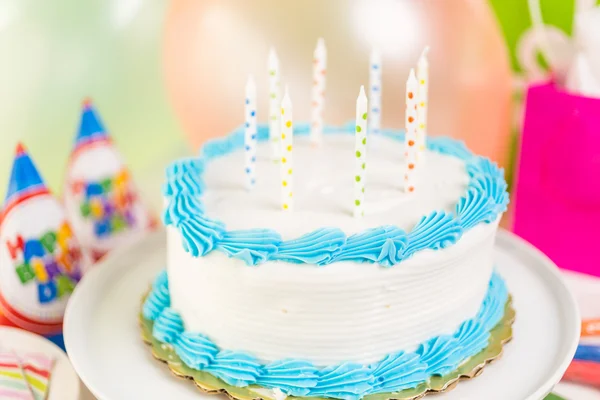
[354,86,368,218]
[244,75,258,190]
[404,68,419,193]
[417,46,429,156]
[368,49,382,139]
[268,47,281,160]
[280,87,294,211]
[310,38,327,146]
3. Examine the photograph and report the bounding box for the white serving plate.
[64,229,580,400]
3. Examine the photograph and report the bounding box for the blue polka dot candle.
[404,69,418,193]
[244,75,258,190]
[368,49,382,140]
[354,86,368,218]
[268,47,281,160]
[310,38,327,146]
[280,87,294,211]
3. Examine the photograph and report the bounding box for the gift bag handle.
[526,0,595,76]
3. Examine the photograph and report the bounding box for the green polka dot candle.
[268,47,281,160]
[354,86,368,218]
[280,87,294,211]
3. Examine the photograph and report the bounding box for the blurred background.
[0,0,184,210]
[0,0,578,204]
[1,0,600,398]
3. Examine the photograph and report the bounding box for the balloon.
[0,0,185,207]
[163,0,512,166]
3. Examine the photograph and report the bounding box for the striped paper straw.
[574,344,600,363]
[310,38,327,146]
[19,353,54,400]
[563,359,600,387]
[280,87,294,211]
[417,46,429,156]
[582,319,600,337]
[354,86,368,218]
[0,352,34,400]
[404,68,419,193]
[369,49,382,138]
[268,47,281,160]
[244,75,258,190]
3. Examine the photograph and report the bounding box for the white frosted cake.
[141,121,510,400]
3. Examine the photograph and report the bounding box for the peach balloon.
[163,0,512,165]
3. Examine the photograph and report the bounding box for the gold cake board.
[140,296,515,400]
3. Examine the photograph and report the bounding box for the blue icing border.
[146,270,509,400]
[163,124,509,266]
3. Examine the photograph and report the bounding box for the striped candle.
[268,47,281,160]
[310,38,327,146]
[369,49,382,138]
[404,69,418,193]
[280,87,294,211]
[244,75,257,190]
[417,46,429,156]
[354,86,368,218]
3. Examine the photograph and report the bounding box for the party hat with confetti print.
[64,99,156,261]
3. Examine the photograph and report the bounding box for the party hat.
[2,144,49,220]
[0,143,90,335]
[73,98,110,152]
[64,98,155,260]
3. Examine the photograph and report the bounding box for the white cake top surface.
[201,133,469,239]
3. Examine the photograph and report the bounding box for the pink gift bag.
[514,82,600,277]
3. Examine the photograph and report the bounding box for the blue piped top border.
[163,123,509,266]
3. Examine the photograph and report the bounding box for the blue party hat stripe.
[74,98,109,149]
[4,143,48,207]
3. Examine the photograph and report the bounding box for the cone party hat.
[0,144,90,335]
[64,99,155,261]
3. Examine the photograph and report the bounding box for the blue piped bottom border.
[141,270,510,400]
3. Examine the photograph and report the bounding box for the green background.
[0,0,187,211]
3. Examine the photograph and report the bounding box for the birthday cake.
[141,45,511,400]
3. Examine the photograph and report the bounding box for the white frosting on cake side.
[201,133,469,238]
[166,131,502,366]
[168,219,497,366]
